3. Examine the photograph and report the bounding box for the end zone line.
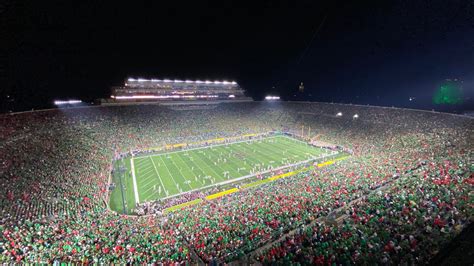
[130,157,140,204]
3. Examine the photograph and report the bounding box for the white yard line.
[158,156,181,191]
[157,151,339,201]
[140,168,157,177]
[141,176,158,188]
[174,153,198,189]
[193,151,226,182]
[190,158,211,180]
[149,156,167,195]
[130,157,140,204]
[133,135,280,159]
[168,155,194,190]
[133,134,340,203]
[141,186,156,200]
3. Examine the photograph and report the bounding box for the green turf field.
[109,135,334,213]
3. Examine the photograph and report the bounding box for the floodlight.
[228,94,235,98]
[353,114,359,118]
[124,78,238,86]
[336,112,343,117]
[54,100,82,105]
[265,96,280,100]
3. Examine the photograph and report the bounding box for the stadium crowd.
[0,102,472,264]
[135,190,206,215]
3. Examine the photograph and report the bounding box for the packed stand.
[0,102,472,264]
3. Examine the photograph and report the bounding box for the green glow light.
[433,82,463,105]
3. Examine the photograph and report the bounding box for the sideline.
[130,157,140,204]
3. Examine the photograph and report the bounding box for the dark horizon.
[2,0,474,113]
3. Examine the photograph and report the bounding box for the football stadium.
[3,1,474,264]
[1,84,473,263]
[111,134,339,215]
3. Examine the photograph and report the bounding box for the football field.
[109,135,335,213]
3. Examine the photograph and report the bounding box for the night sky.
[3,0,474,112]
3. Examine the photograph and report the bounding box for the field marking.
[141,176,158,189]
[111,133,344,214]
[140,168,156,177]
[213,146,242,177]
[157,150,339,201]
[140,172,157,182]
[141,185,157,201]
[190,157,213,184]
[232,143,268,167]
[135,159,150,166]
[271,139,322,160]
[192,150,227,183]
[244,140,297,168]
[149,156,167,197]
[130,157,140,204]
[175,153,201,188]
[167,155,194,190]
[133,135,281,160]
[133,135,339,203]
[158,156,181,192]
[247,141,289,165]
